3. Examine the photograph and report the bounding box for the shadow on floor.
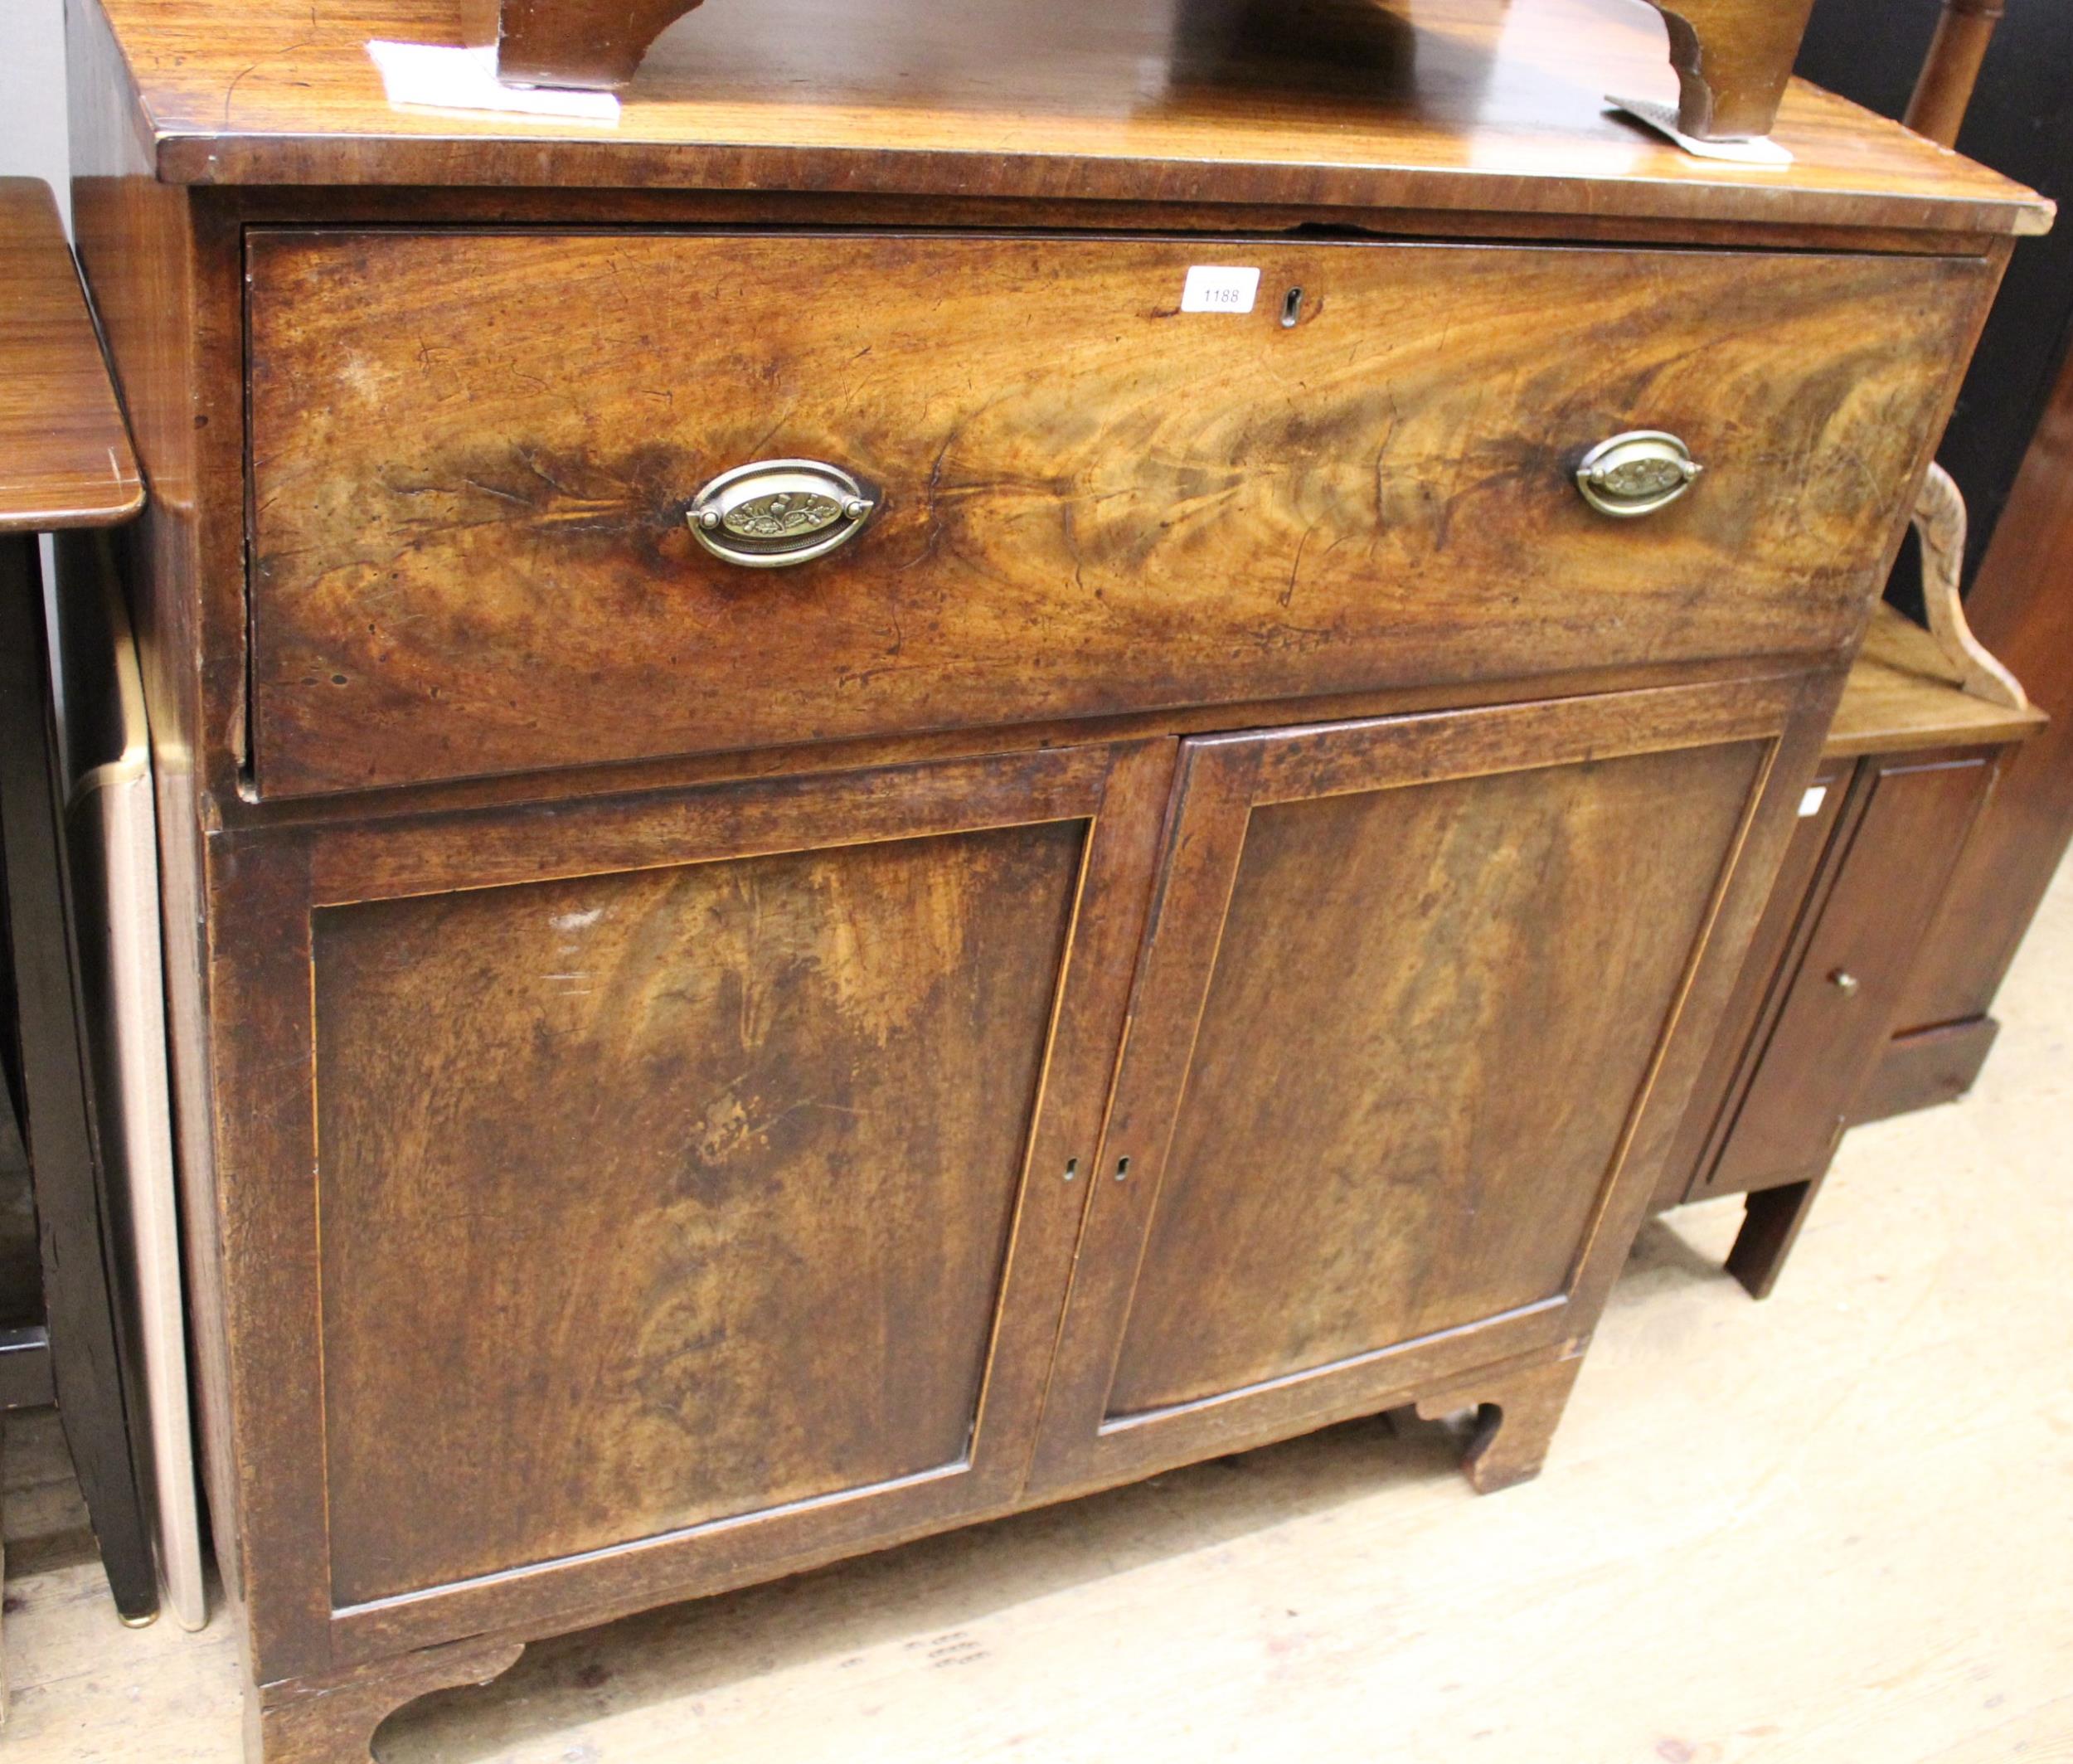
[385,1402,1485,1761]
[381,1209,1750,1758]
[1621,1208,1744,1289]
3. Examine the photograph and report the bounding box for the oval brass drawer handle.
[1575,431,1703,518]
[687,459,877,567]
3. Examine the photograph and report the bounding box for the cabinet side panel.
[314,820,1084,1606]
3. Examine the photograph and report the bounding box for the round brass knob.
[1828,969,1861,997]
[1575,431,1703,518]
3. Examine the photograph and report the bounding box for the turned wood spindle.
[1905,0,2006,149]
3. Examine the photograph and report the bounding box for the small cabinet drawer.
[245,231,1984,796]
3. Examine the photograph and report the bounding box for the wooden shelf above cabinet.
[459,0,1820,145]
[1826,602,2047,760]
[84,0,2051,241]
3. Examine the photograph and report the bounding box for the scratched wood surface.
[246,230,1980,796]
[1024,677,1825,1506]
[82,0,2050,238]
[56,0,2048,1749]
[1107,736,1765,1415]
[313,820,1082,1603]
[2,853,2068,1762]
[0,179,141,533]
[1823,603,2046,759]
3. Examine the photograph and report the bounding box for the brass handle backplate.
[1576,431,1703,518]
[687,459,877,567]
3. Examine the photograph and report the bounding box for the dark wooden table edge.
[0,177,144,534]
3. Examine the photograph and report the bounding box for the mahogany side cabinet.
[61,0,2048,1757]
[1653,605,2046,1293]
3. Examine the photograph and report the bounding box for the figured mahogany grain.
[1104,733,1765,1414]
[1027,672,1832,1499]
[0,178,141,533]
[246,229,1980,796]
[314,817,1083,1603]
[197,738,1171,1679]
[55,0,2040,1750]
[83,0,2048,237]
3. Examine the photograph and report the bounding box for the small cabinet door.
[209,739,1170,1672]
[1699,747,2001,1196]
[1653,756,1853,1209]
[1029,683,1803,1496]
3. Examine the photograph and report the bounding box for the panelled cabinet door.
[1700,746,2003,1196]
[1029,683,1800,1496]
[1652,756,1853,1210]
[210,740,1170,1671]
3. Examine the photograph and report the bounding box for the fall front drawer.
[245,231,1982,796]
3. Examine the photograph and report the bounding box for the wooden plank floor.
[4,853,2068,1763]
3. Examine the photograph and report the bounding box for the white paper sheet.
[367,39,622,124]
[1607,95,1794,168]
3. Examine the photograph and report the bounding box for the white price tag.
[1180,266,1261,314]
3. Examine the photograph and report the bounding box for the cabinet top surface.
[0,178,143,534]
[88,0,2049,238]
[1827,603,2048,759]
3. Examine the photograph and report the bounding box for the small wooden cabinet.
[61,0,2047,1756]
[1657,608,2046,1293]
